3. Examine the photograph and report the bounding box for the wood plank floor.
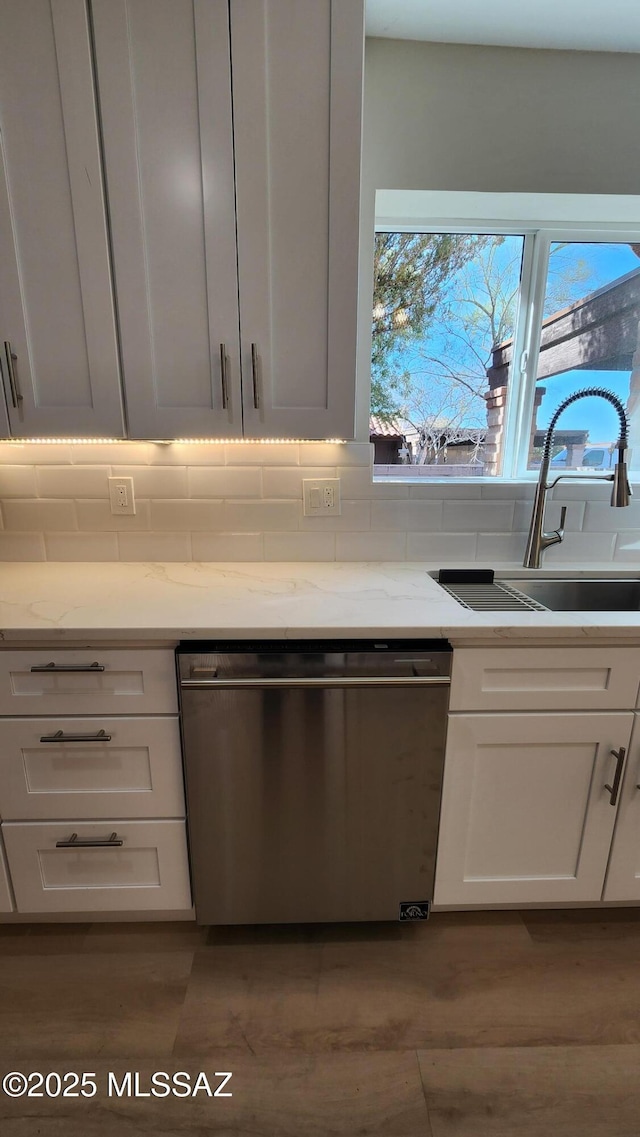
[1,909,640,1134]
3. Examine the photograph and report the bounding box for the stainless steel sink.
[500,578,640,611]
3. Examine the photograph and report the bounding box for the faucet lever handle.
[557,505,567,534]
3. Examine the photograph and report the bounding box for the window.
[370,198,640,481]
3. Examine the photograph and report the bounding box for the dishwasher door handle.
[181,676,450,689]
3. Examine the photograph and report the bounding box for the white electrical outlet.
[108,476,136,515]
[303,478,341,516]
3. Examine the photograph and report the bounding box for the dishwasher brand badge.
[399,901,430,921]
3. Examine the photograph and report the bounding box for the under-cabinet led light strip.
[0,437,348,445]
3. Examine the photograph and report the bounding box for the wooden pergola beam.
[488,268,640,389]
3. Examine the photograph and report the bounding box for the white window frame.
[372,191,640,482]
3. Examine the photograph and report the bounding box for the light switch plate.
[303,478,341,516]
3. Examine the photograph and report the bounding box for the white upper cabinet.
[0,0,364,440]
[91,0,243,439]
[0,0,124,438]
[94,0,364,440]
[232,0,363,439]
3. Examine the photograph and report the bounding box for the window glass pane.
[371,232,525,478]
[526,242,640,471]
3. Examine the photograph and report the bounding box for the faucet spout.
[523,386,631,569]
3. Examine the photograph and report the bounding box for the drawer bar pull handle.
[30,661,105,673]
[56,832,123,848]
[39,729,112,743]
[605,746,626,807]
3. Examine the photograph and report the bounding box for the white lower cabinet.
[0,645,191,919]
[435,712,634,906]
[2,820,191,914]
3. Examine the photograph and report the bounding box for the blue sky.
[380,238,640,446]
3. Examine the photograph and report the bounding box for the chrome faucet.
[523,386,632,569]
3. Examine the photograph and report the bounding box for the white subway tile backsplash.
[0,444,73,465]
[548,531,616,562]
[224,443,299,466]
[407,532,478,561]
[148,443,226,466]
[0,533,45,560]
[408,481,481,499]
[191,533,264,561]
[476,532,528,562]
[264,532,336,561]
[150,500,224,531]
[298,499,370,532]
[0,442,638,563]
[551,480,612,502]
[223,500,300,531]
[44,533,119,561]
[443,500,515,533]
[68,443,137,465]
[112,465,188,498]
[370,500,442,532]
[0,465,37,497]
[262,467,333,499]
[36,466,111,498]
[2,500,77,531]
[614,533,640,561]
[189,466,262,499]
[300,443,372,467]
[117,532,192,561]
[335,531,406,561]
[584,501,640,533]
[341,467,408,499]
[513,498,586,533]
[481,481,535,500]
[76,499,151,531]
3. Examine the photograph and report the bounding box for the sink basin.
[500,578,640,612]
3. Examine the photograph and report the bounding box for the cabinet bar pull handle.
[251,342,260,409]
[605,746,626,806]
[219,343,228,409]
[39,729,112,743]
[30,661,105,673]
[56,832,123,848]
[4,341,22,407]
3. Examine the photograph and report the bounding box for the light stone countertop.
[1,561,640,645]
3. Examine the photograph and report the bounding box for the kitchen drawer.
[0,836,13,912]
[0,717,185,820]
[2,820,191,913]
[0,650,178,715]
[450,646,640,712]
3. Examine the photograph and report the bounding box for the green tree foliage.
[371,232,491,419]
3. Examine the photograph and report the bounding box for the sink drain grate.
[438,580,549,612]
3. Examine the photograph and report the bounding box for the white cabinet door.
[232,0,363,439]
[0,0,124,437]
[92,0,242,439]
[604,714,640,900]
[435,712,633,906]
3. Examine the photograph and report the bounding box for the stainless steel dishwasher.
[177,639,451,924]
